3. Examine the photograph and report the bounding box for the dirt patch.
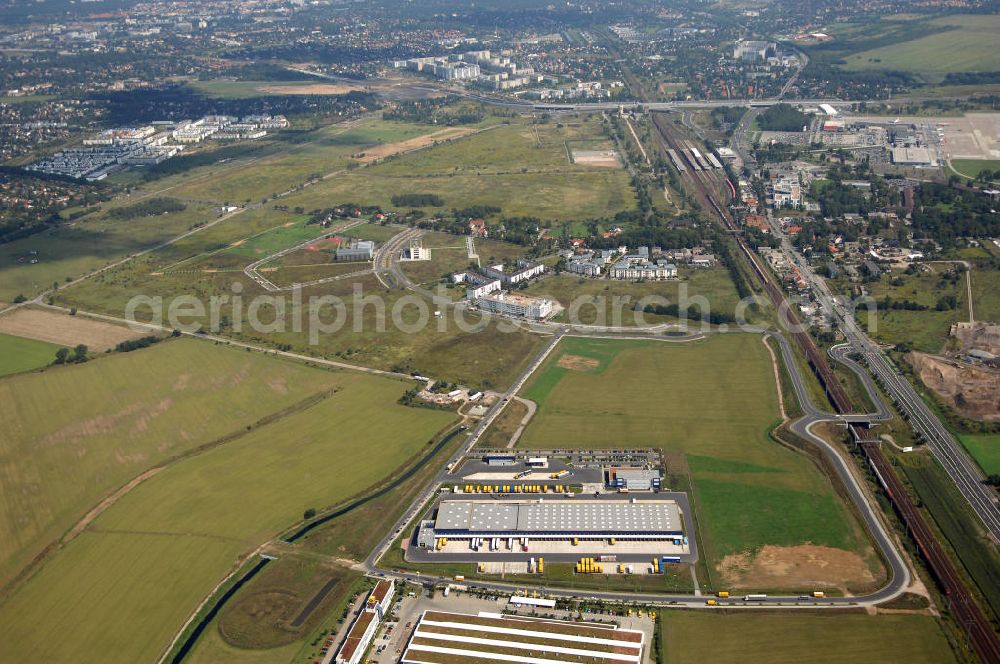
[256,83,361,95]
[356,127,476,163]
[306,236,344,251]
[572,149,623,168]
[718,544,877,590]
[39,397,175,448]
[557,354,600,371]
[908,351,1000,422]
[951,321,1000,356]
[0,307,147,351]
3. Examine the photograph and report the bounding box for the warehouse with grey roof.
[419,499,683,543]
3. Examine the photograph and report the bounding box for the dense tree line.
[942,72,1000,86]
[107,197,186,220]
[382,99,486,126]
[95,86,378,125]
[911,183,1000,246]
[115,335,164,353]
[641,302,736,324]
[757,103,811,132]
[391,193,445,207]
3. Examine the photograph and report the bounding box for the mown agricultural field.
[0,337,341,587]
[660,612,956,664]
[0,344,456,664]
[517,334,880,591]
[0,331,60,376]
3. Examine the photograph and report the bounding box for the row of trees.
[107,197,186,220]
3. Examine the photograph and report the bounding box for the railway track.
[649,111,1000,663]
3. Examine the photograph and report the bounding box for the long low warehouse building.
[418,499,683,544]
[401,610,645,664]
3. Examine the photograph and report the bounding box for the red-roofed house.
[469,219,487,237]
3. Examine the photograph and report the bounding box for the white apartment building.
[475,291,554,319]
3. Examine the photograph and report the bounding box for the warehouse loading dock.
[407,493,695,564]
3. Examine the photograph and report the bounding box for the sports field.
[660,612,956,663]
[517,334,878,590]
[0,338,345,587]
[0,331,60,376]
[0,347,455,663]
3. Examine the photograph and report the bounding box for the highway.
[774,218,1000,542]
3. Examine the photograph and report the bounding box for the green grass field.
[184,562,367,664]
[275,118,635,221]
[950,159,1000,182]
[521,268,744,327]
[900,453,1000,621]
[399,231,524,291]
[517,334,876,589]
[0,350,455,663]
[0,332,60,376]
[660,612,956,663]
[859,265,970,352]
[53,210,548,391]
[166,119,442,205]
[842,15,1000,80]
[0,338,343,586]
[959,434,1000,475]
[0,201,218,302]
[0,116,463,302]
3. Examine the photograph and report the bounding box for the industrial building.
[607,467,662,491]
[400,610,645,664]
[334,579,394,664]
[417,499,683,545]
[891,146,936,166]
[335,239,375,262]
